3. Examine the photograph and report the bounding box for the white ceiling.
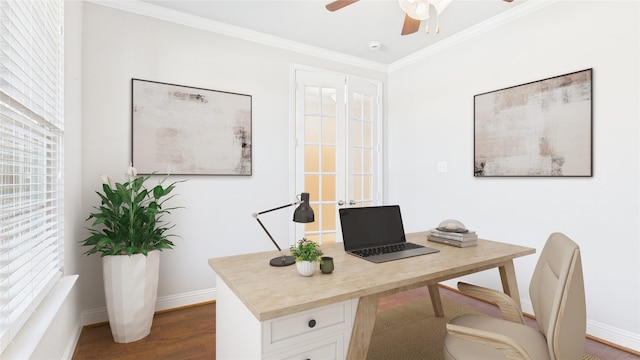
[115,0,534,67]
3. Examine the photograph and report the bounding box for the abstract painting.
[474,69,592,177]
[132,79,252,175]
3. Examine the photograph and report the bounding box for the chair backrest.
[529,232,586,360]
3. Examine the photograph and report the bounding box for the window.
[0,0,64,353]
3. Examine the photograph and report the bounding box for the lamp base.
[270,255,296,267]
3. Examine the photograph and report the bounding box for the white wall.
[388,0,639,350]
[78,1,387,322]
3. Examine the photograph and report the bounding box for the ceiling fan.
[326,0,513,36]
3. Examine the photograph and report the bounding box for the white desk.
[208,231,535,359]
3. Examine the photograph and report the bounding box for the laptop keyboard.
[351,242,424,258]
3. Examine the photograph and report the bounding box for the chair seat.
[444,314,551,360]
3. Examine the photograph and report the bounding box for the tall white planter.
[102,250,160,343]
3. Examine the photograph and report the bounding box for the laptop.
[338,205,439,263]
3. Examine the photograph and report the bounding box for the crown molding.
[87,0,558,74]
[389,0,560,72]
[86,0,389,73]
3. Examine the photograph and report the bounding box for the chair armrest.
[457,282,525,324]
[446,323,532,360]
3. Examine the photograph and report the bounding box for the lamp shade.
[293,192,314,223]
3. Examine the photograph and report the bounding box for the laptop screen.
[339,205,407,251]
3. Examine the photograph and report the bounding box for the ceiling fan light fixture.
[398,0,430,20]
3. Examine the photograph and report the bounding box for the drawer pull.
[308,319,316,328]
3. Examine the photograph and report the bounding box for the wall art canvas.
[474,69,592,177]
[132,79,252,175]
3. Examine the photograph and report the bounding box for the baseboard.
[62,318,83,360]
[586,318,640,355]
[80,287,217,326]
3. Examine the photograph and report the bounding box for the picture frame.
[131,78,252,175]
[474,69,592,177]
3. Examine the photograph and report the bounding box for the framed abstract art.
[474,69,592,177]
[132,79,252,175]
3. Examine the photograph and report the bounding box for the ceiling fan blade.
[325,0,359,12]
[401,14,421,35]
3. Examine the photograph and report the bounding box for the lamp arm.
[253,201,301,216]
[254,216,284,253]
[252,200,301,254]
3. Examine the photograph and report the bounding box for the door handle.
[338,200,358,206]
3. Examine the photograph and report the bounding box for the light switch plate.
[437,161,448,173]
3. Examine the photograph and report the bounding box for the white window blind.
[0,0,64,354]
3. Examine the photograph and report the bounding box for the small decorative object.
[290,238,323,276]
[81,166,184,343]
[295,261,316,277]
[320,256,334,274]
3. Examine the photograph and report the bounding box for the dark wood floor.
[72,286,639,360]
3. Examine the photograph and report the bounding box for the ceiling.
[133,0,529,66]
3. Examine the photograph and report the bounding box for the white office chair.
[443,232,586,360]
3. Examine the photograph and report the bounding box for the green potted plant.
[289,238,323,276]
[81,166,183,343]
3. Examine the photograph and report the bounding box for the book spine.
[427,235,477,247]
[428,232,478,241]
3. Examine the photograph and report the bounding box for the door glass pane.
[304,145,319,172]
[352,119,362,146]
[305,175,319,201]
[305,116,320,143]
[322,175,336,200]
[305,87,320,113]
[321,145,336,172]
[363,148,372,173]
[363,175,372,201]
[363,121,372,147]
[363,95,372,121]
[321,88,336,115]
[321,203,336,243]
[353,93,363,118]
[322,116,336,144]
[353,148,362,173]
[353,175,362,202]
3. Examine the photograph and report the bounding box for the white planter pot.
[296,260,316,276]
[102,250,160,343]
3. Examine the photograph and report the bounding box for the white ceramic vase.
[102,250,160,343]
[296,260,316,276]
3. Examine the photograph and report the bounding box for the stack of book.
[427,228,478,248]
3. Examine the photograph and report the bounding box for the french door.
[293,68,382,244]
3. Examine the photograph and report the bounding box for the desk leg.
[427,283,444,317]
[499,260,522,309]
[346,293,382,360]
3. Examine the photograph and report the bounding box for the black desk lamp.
[252,192,315,267]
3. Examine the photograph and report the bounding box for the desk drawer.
[263,300,352,353]
[263,334,343,360]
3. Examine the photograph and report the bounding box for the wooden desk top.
[208,231,535,321]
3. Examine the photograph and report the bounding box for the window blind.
[0,0,64,354]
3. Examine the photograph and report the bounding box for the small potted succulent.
[289,238,323,276]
